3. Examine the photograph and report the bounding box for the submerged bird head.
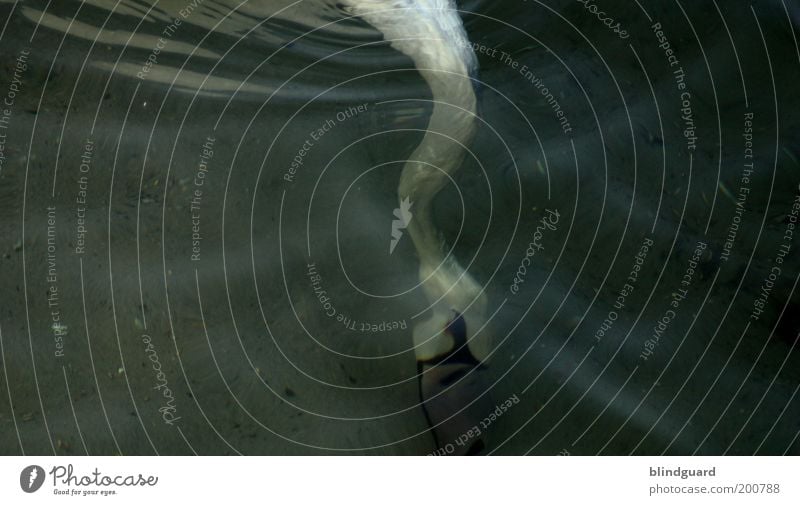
[412,254,491,364]
[415,288,493,456]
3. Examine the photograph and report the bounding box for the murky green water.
[0,0,798,455]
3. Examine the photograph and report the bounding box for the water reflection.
[0,0,798,455]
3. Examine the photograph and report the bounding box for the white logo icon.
[389,197,413,254]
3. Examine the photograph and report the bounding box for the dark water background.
[0,0,798,455]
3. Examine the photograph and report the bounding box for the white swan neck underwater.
[340,0,493,454]
[341,0,490,362]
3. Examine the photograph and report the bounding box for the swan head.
[412,255,492,363]
[415,306,493,455]
[411,257,494,454]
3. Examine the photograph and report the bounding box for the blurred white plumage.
[341,0,491,363]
